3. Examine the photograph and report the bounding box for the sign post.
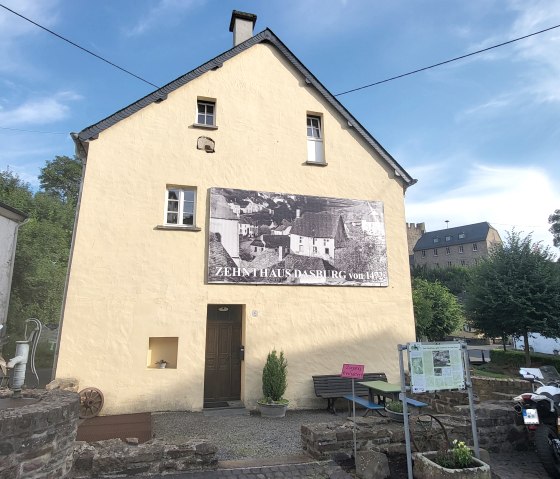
[399,341,477,479]
[341,364,364,460]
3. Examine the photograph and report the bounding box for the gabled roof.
[291,212,343,238]
[0,201,27,223]
[74,29,415,188]
[211,195,238,220]
[413,222,497,251]
[262,235,290,248]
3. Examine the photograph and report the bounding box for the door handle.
[240,345,245,361]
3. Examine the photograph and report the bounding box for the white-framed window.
[165,188,196,226]
[433,238,439,244]
[445,235,451,241]
[446,247,450,255]
[313,246,318,253]
[458,233,465,239]
[472,243,478,252]
[447,261,452,267]
[433,248,438,257]
[196,100,215,126]
[459,245,464,253]
[306,114,325,164]
[307,116,321,139]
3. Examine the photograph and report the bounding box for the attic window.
[306,114,325,165]
[433,238,439,244]
[458,233,465,239]
[194,99,218,130]
[445,235,451,241]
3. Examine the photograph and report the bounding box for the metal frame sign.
[408,341,465,393]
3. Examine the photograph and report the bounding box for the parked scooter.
[514,365,560,478]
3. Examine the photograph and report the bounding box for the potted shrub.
[155,360,168,369]
[384,400,409,422]
[414,440,491,479]
[257,350,288,418]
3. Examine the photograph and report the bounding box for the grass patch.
[471,365,510,378]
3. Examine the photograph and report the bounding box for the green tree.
[39,155,82,205]
[466,231,560,366]
[412,265,473,296]
[412,278,465,341]
[0,161,80,365]
[549,209,560,249]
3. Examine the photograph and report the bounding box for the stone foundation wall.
[71,438,218,477]
[301,416,406,460]
[472,376,529,402]
[0,389,80,479]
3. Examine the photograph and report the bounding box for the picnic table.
[358,380,428,408]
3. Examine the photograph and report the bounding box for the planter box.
[258,402,288,418]
[413,452,491,479]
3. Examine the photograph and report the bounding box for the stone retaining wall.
[0,389,80,479]
[71,438,218,477]
[472,376,529,402]
[301,400,527,460]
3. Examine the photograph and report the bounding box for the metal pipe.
[7,341,29,396]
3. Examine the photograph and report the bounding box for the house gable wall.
[56,43,415,414]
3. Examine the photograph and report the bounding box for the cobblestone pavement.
[149,460,349,478]
[490,451,549,479]
[146,450,551,479]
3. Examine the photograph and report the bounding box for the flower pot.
[258,401,288,418]
[413,452,491,479]
[384,406,409,423]
[158,363,167,369]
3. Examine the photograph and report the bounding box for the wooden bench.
[312,373,387,414]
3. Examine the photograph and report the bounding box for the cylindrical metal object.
[11,341,29,392]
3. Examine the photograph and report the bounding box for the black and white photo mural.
[208,187,388,286]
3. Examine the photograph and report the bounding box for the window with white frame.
[165,188,196,226]
[433,237,439,244]
[472,243,478,252]
[446,247,450,255]
[447,261,452,267]
[433,248,438,256]
[459,245,464,253]
[196,100,215,126]
[458,233,465,239]
[306,115,325,164]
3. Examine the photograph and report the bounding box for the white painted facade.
[0,204,27,331]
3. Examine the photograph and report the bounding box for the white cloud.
[125,0,205,37]
[0,91,82,127]
[406,164,559,250]
[0,0,60,74]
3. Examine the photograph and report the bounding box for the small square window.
[196,100,215,126]
[165,187,196,226]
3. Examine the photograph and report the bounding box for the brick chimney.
[229,10,257,47]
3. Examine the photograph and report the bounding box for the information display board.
[408,342,465,393]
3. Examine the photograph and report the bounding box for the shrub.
[435,440,474,469]
[385,400,403,413]
[490,349,560,371]
[261,350,287,403]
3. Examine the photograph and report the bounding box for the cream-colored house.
[55,11,417,414]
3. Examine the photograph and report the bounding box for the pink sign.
[341,364,365,379]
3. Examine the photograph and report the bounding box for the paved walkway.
[144,450,549,479]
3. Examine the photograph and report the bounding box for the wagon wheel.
[410,414,449,452]
[79,387,104,419]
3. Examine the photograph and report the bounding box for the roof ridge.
[74,28,415,187]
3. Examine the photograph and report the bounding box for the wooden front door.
[204,305,242,403]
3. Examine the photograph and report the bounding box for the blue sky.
[1,0,558,250]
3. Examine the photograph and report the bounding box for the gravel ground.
[152,409,340,461]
